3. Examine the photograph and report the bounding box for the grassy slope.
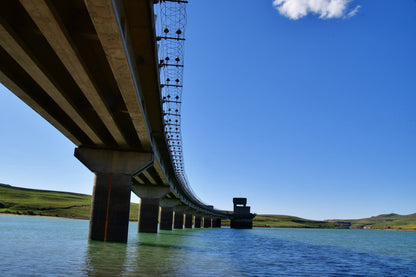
[332,213,416,230]
[252,214,416,230]
[252,214,345,228]
[0,184,139,221]
[1,184,415,230]
[221,215,346,228]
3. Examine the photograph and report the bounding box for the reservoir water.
[1,214,415,276]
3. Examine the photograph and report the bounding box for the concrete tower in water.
[230,198,256,229]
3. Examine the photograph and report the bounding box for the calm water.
[1,215,415,276]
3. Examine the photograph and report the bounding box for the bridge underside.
[1,0,231,242]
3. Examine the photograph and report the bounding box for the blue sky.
[1,0,415,220]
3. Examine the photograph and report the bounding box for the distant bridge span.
[0,0,237,242]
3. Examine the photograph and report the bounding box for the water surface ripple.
[1,215,415,276]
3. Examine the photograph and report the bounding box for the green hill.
[252,214,346,228]
[330,213,416,230]
[0,183,139,220]
[249,214,416,230]
[1,184,415,230]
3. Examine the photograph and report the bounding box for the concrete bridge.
[0,0,253,242]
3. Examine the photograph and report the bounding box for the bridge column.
[194,215,202,228]
[212,218,221,228]
[133,185,170,233]
[174,206,185,229]
[74,148,152,243]
[184,213,193,229]
[212,218,217,228]
[159,199,180,231]
[203,217,212,228]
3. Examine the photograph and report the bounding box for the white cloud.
[346,4,361,18]
[273,0,360,20]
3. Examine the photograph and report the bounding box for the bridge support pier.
[194,216,202,228]
[159,199,180,231]
[212,218,221,228]
[174,206,185,229]
[133,185,170,233]
[89,173,131,242]
[74,148,152,243]
[160,207,174,230]
[203,217,212,228]
[138,198,160,233]
[185,214,193,228]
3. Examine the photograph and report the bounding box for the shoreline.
[0,212,139,222]
[1,213,414,231]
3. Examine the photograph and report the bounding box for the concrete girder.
[84,0,151,150]
[0,21,102,146]
[0,71,80,145]
[20,0,128,148]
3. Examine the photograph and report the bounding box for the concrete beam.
[0,70,80,145]
[20,0,128,147]
[0,22,102,146]
[85,0,151,150]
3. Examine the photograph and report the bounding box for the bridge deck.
[0,0,230,219]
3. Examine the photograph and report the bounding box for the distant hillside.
[1,184,415,230]
[329,213,416,231]
[0,183,139,220]
[249,213,416,230]
[252,214,346,228]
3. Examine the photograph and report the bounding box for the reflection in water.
[83,241,128,276]
[129,230,233,276]
[82,228,233,276]
[1,216,416,277]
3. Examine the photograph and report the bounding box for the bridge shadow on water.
[83,228,226,276]
[84,240,129,276]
